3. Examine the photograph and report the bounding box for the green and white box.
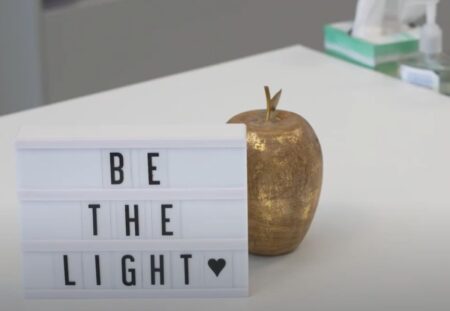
[324,21,419,75]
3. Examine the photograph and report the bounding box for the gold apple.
[228,87,323,256]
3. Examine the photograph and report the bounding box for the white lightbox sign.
[16,125,248,298]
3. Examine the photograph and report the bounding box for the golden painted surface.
[228,88,323,256]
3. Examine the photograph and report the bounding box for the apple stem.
[264,86,282,121]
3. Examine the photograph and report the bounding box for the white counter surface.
[1,45,450,310]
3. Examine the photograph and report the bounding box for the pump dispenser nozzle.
[414,0,443,54]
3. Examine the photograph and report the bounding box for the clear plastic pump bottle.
[399,0,450,95]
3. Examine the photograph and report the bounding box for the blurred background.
[1,0,449,116]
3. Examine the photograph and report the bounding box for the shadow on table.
[248,201,376,296]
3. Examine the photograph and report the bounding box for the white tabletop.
[1,45,450,310]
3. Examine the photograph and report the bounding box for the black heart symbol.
[208,258,226,277]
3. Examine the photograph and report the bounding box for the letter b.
[110,152,124,185]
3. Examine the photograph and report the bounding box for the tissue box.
[324,21,419,75]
